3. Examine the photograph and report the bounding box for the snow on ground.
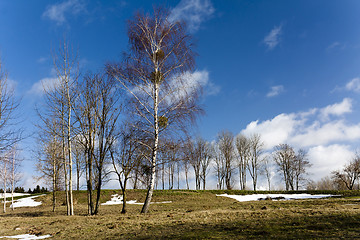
[217,193,336,202]
[0,193,30,198]
[9,195,44,208]
[0,234,51,240]
[101,194,172,205]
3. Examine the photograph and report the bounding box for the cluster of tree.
[151,130,312,193]
[36,7,202,215]
[0,187,25,193]
[27,185,48,194]
[0,61,23,213]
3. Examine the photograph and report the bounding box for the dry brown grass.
[0,190,360,239]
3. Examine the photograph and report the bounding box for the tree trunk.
[141,82,159,214]
[141,153,156,213]
[11,151,15,211]
[3,162,7,213]
[121,179,127,214]
[177,163,180,189]
[68,134,74,215]
[77,160,80,191]
[66,81,74,215]
[62,123,70,215]
[86,146,94,215]
[93,174,102,215]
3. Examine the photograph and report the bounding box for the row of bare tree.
[149,131,311,192]
[0,60,23,213]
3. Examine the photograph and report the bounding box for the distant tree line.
[307,155,360,191]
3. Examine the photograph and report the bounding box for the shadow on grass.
[102,212,360,239]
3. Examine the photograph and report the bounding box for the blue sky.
[1,0,360,189]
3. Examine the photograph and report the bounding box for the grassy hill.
[0,190,360,239]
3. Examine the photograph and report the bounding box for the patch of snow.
[10,195,44,208]
[217,193,336,202]
[101,194,171,205]
[0,193,30,198]
[0,234,51,239]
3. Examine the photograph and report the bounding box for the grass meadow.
[0,190,359,239]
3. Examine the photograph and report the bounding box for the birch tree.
[0,60,22,213]
[0,153,9,213]
[35,119,63,212]
[52,39,79,216]
[9,145,22,211]
[107,8,202,213]
[38,40,79,215]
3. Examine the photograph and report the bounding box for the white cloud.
[320,98,352,120]
[169,0,215,32]
[28,77,60,96]
[266,85,284,97]
[130,69,218,106]
[308,144,353,181]
[42,0,86,25]
[6,79,18,92]
[241,98,359,150]
[264,24,283,50]
[37,57,48,63]
[327,41,340,50]
[239,98,360,183]
[345,77,360,93]
[291,120,360,147]
[241,113,302,149]
[164,69,218,104]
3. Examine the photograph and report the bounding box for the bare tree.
[217,130,235,190]
[235,134,250,190]
[198,139,212,190]
[35,118,64,212]
[332,154,360,190]
[75,72,121,215]
[262,157,272,191]
[213,143,225,190]
[162,139,181,190]
[107,7,202,213]
[273,144,310,190]
[52,39,79,216]
[0,152,9,213]
[9,145,22,211]
[273,144,296,191]
[293,149,310,190]
[247,134,264,191]
[0,60,22,213]
[38,39,79,215]
[111,123,140,214]
[306,176,338,190]
[72,138,85,191]
[180,142,191,190]
[185,138,201,190]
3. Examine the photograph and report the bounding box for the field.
[0,190,360,239]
